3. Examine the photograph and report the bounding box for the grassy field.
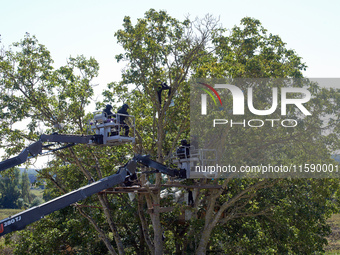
[326,214,340,254]
[0,210,20,254]
[0,209,24,254]
[30,188,44,199]
[0,209,22,221]
[0,189,43,222]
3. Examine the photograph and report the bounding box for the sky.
[0,0,339,167]
[1,0,339,95]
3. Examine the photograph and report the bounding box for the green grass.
[326,251,340,255]
[30,188,44,199]
[326,214,340,254]
[329,214,340,228]
[0,189,44,221]
[0,209,22,220]
[0,209,20,254]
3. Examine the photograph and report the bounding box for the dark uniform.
[117,104,129,136]
[157,82,171,105]
[103,104,114,118]
[103,104,118,136]
[176,139,190,159]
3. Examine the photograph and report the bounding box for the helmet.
[180,139,188,145]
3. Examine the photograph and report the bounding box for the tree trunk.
[98,194,125,255]
[152,209,163,254]
[195,191,219,254]
[150,187,163,255]
[195,224,214,255]
[138,193,155,255]
[78,207,118,255]
[149,108,165,254]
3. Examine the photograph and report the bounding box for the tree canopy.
[0,9,339,255]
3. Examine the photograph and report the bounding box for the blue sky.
[1,0,339,101]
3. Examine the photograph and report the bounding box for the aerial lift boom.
[0,109,188,237]
[0,111,136,173]
[0,161,136,237]
[0,154,186,237]
[0,134,101,173]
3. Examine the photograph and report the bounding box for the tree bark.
[78,207,118,255]
[138,193,155,255]
[98,193,125,255]
[195,191,219,255]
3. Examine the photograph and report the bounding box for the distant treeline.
[0,168,43,209]
[18,168,38,184]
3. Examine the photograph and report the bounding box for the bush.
[30,197,44,207]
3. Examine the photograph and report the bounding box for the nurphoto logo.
[198,83,311,128]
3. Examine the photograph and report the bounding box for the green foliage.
[0,33,99,156]
[30,197,43,207]
[108,9,223,164]
[0,33,118,253]
[0,169,41,209]
[21,171,31,204]
[196,17,306,79]
[0,10,338,255]
[0,209,22,220]
[0,168,21,208]
[111,11,339,255]
[204,179,338,254]
[13,207,108,255]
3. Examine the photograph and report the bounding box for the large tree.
[21,170,31,204]
[0,11,339,255]
[0,168,21,209]
[110,9,221,254]
[0,34,131,254]
[108,11,340,254]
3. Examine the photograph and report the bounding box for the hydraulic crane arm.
[0,134,102,173]
[0,153,186,237]
[0,141,43,172]
[39,134,99,144]
[133,154,187,179]
[0,160,136,237]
